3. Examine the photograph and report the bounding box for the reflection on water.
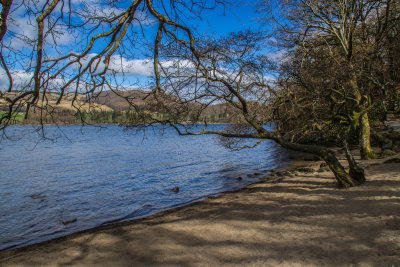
[0,125,288,251]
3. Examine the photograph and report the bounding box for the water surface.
[0,125,288,251]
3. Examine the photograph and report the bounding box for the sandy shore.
[1,152,400,266]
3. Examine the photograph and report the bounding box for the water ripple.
[0,125,288,251]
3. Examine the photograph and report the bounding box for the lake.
[0,125,288,251]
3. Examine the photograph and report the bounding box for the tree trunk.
[359,112,375,159]
[274,136,357,188]
[0,0,13,42]
[348,63,374,159]
[321,151,356,188]
[343,138,366,184]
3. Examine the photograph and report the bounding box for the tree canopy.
[1,0,399,187]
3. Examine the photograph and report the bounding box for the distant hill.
[91,90,240,123]
[0,90,242,124]
[91,90,152,111]
[0,91,112,124]
[0,92,112,113]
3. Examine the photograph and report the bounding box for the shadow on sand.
[1,163,400,266]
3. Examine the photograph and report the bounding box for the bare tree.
[138,30,364,188]
[0,0,228,130]
[258,0,400,159]
[2,0,397,187]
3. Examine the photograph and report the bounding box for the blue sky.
[144,1,262,85]
[122,1,264,87]
[195,1,262,36]
[0,0,266,91]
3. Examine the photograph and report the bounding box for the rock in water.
[172,186,179,193]
[62,218,77,225]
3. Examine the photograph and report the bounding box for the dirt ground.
[1,153,400,267]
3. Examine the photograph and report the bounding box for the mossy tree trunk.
[359,113,375,159]
[343,138,366,184]
[349,67,375,160]
[321,151,357,188]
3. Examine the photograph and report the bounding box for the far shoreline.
[5,122,232,126]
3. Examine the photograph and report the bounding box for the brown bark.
[348,66,375,159]
[0,0,13,42]
[278,140,357,188]
[0,0,13,92]
[343,138,366,184]
[359,113,375,159]
[324,153,356,188]
[262,132,358,188]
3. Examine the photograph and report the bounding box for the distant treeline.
[3,110,233,125]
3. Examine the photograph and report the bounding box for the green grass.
[0,111,25,123]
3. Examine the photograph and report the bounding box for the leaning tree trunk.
[320,150,357,188]
[273,135,358,188]
[343,138,366,184]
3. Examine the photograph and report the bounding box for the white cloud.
[5,1,75,50]
[0,69,33,91]
[77,54,190,77]
[265,49,288,62]
[107,56,195,77]
[109,56,155,76]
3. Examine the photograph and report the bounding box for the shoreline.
[1,152,400,266]
[0,155,295,254]
[3,122,233,126]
